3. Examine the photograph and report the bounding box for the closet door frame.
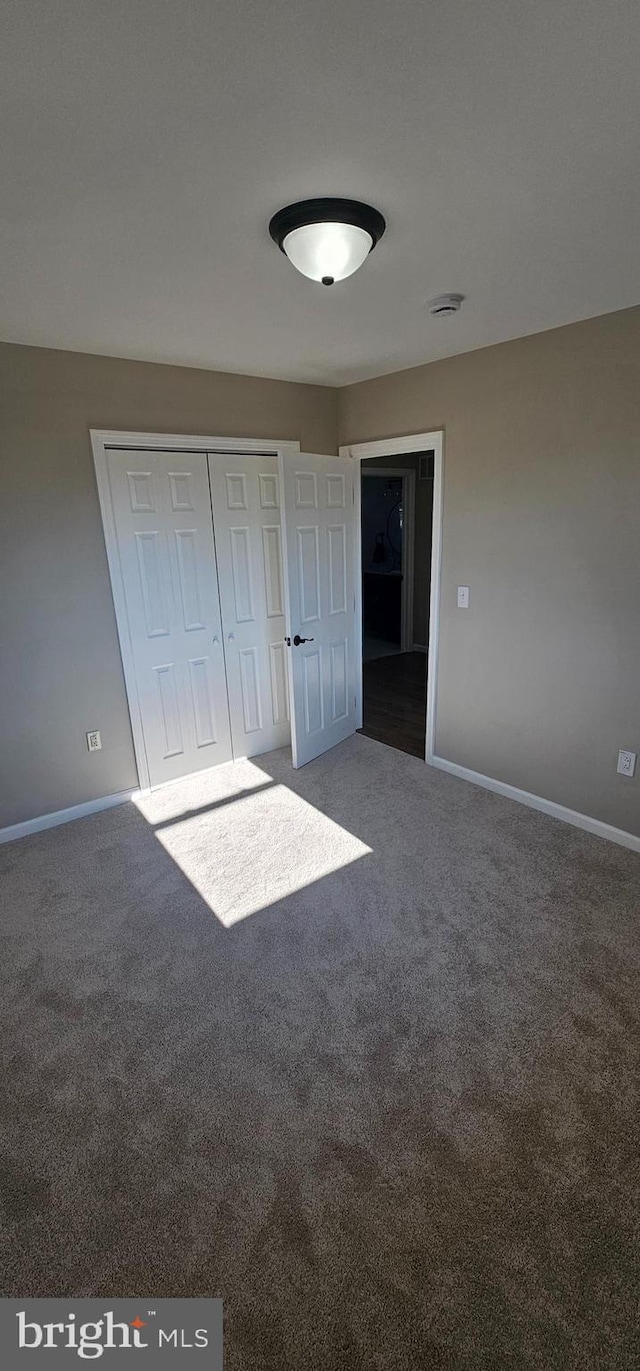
[91,429,300,792]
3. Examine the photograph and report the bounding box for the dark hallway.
[360,452,432,760]
[360,650,427,758]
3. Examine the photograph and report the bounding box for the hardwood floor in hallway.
[359,649,427,758]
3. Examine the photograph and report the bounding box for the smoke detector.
[427,293,464,316]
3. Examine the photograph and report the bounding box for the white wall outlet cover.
[86,730,102,752]
[457,585,470,608]
[617,749,636,777]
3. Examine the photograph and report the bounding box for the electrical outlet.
[457,585,470,609]
[617,749,636,777]
[86,730,102,752]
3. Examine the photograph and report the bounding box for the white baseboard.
[428,754,640,854]
[4,763,638,857]
[412,643,428,654]
[0,790,136,845]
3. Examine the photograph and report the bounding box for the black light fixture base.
[269,198,386,252]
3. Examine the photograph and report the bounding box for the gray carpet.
[1,734,639,1369]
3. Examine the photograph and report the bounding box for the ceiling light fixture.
[269,198,386,286]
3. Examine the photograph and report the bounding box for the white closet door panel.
[279,453,357,767]
[208,454,290,758]
[107,451,232,785]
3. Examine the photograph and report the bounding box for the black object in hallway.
[359,650,427,758]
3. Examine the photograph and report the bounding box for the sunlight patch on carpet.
[133,758,372,925]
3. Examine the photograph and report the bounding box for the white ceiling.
[1,0,639,386]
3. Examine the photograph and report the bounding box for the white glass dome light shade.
[282,220,373,284]
[269,199,386,286]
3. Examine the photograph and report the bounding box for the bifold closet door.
[107,450,233,786]
[278,451,358,767]
[208,454,291,758]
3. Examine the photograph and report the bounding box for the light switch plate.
[457,585,470,609]
[86,730,102,752]
[617,749,636,777]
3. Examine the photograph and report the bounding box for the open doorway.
[359,451,435,758]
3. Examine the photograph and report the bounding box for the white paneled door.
[208,454,290,758]
[107,450,233,785]
[279,452,358,767]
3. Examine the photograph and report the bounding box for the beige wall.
[340,306,640,838]
[3,308,639,840]
[0,343,337,828]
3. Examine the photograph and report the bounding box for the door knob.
[293,634,314,646]
[228,632,235,641]
[212,635,219,644]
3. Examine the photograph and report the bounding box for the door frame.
[91,429,300,791]
[339,430,444,762]
[360,466,415,654]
